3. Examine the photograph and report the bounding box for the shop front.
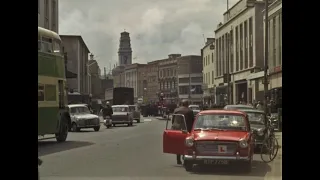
[216,84,227,106]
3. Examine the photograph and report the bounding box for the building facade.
[265,0,282,106]
[158,54,180,104]
[177,55,203,104]
[124,63,146,102]
[145,60,160,103]
[88,56,103,99]
[201,38,216,105]
[61,35,91,95]
[214,0,266,104]
[38,0,59,33]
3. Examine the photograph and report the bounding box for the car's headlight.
[239,138,248,148]
[257,128,264,136]
[185,137,194,147]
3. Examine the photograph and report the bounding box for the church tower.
[118,31,132,66]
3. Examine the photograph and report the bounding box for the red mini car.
[163,110,254,172]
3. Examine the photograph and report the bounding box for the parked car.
[224,104,254,110]
[162,110,254,172]
[129,105,141,123]
[238,109,266,149]
[68,104,100,132]
[188,104,200,116]
[111,105,134,126]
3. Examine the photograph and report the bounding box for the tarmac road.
[38,117,282,180]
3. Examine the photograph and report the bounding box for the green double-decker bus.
[38,27,71,142]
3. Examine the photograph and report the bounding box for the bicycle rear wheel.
[260,136,279,163]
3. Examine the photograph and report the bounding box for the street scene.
[39,0,282,179]
[39,116,282,180]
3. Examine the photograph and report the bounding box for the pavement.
[38,116,282,180]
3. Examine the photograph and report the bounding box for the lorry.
[113,87,134,105]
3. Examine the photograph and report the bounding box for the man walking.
[172,99,195,165]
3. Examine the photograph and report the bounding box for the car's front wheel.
[184,160,193,172]
[93,126,100,131]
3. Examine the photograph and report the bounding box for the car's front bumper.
[184,155,250,161]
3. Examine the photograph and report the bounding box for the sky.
[59,0,239,74]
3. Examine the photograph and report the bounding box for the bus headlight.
[185,137,194,147]
[239,138,248,148]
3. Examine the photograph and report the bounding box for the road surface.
[39,117,282,180]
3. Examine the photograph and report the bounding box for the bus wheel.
[55,117,68,142]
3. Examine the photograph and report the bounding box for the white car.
[68,104,100,132]
[111,105,134,127]
[188,105,200,115]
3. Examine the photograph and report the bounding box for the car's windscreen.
[246,112,265,125]
[190,106,200,110]
[113,107,128,112]
[71,106,91,114]
[227,106,253,110]
[194,114,247,131]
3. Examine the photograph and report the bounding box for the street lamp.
[87,53,98,95]
[263,0,270,124]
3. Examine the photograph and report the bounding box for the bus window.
[38,35,41,50]
[44,84,57,101]
[53,40,61,54]
[38,84,44,101]
[42,37,53,53]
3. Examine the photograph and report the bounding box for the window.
[212,71,214,84]
[240,23,243,70]
[52,0,57,32]
[53,40,61,54]
[279,13,282,65]
[38,84,44,101]
[244,20,248,69]
[212,53,214,63]
[235,26,239,71]
[41,37,53,52]
[215,39,219,77]
[45,84,57,101]
[222,35,224,75]
[44,0,49,29]
[230,30,234,73]
[249,17,253,67]
[273,17,276,66]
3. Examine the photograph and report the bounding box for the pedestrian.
[172,99,195,165]
[102,101,113,119]
[256,101,264,111]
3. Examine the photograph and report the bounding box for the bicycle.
[260,123,279,163]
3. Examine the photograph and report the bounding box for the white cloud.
[59,0,239,70]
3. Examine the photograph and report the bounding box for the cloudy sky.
[59,0,239,73]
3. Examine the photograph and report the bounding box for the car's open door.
[163,114,189,155]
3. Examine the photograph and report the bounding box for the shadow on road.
[189,160,271,177]
[113,124,137,128]
[38,140,94,156]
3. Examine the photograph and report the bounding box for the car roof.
[198,110,247,116]
[68,104,88,108]
[112,105,129,107]
[239,109,265,113]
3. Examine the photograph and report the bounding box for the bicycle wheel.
[260,135,279,163]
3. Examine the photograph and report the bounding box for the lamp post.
[263,0,269,124]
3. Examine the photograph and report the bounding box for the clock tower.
[118,31,132,66]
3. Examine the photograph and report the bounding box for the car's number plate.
[203,160,229,165]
